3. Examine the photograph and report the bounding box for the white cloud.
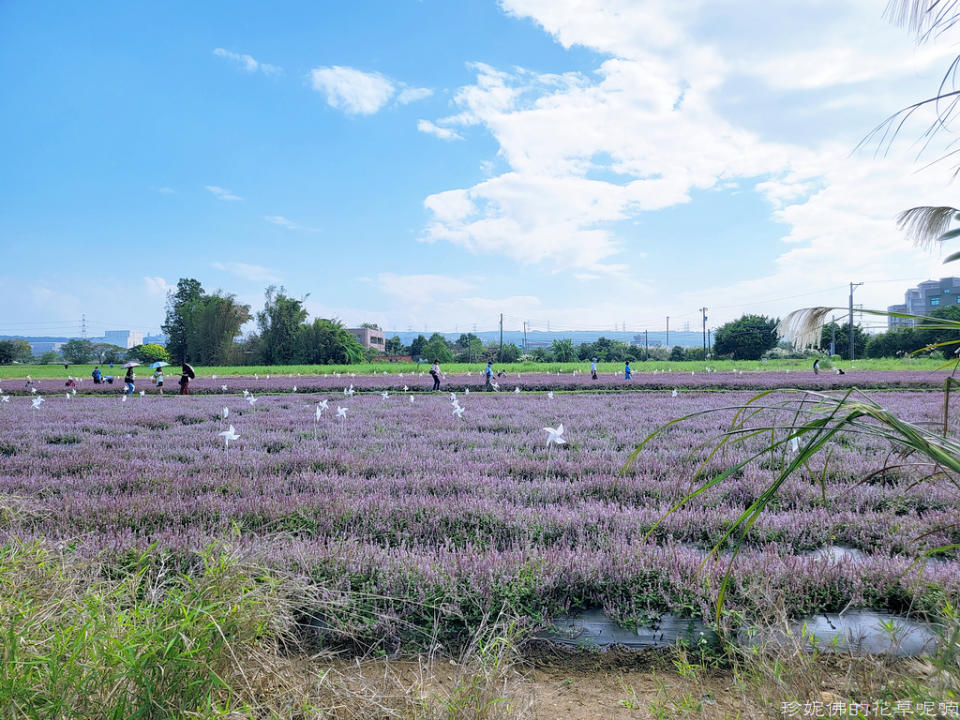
[211,262,281,284]
[205,185,242,201]
[417,119,463,141]
[308,66,431,114]
[264,215,319,232]
[309,66,396,115]
[397,86,433,104]
[154,186,175,194]
[213,48,282,75]
[377,273,477,300]
[143,276,174,296]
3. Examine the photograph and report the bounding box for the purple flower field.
[3,368,957,396]
[1,388,957,646]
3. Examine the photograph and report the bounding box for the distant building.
[103,330,144,349]
[888,277,960,328]
[348,327,385,351]
[29,341,63,355]
[144,333,167,345]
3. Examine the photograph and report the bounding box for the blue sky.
[3,0,960,340]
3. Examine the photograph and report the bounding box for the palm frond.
[775,307,833,350]
[885,0,960,41]
[897,205,960,249]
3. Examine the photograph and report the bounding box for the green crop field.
[0,355,950,379]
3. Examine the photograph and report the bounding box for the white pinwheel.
[315,405,323,421]
[410,395,415,403]
[212,374,217,380]
[1,395,8,403]
[381,391,389,400]
[547,391,554,400]
[318,399,329,411]
[139,390,145,397]
[121,395,127,403]
[71,389,76,396]
[247,396,257,406]
[65,392,71,399]
[31,388,37,394]
[292,385,297,392]
[403,385,409,392]
[242,390,249,397]
[450,393,457,402]
[219,425,240,449]
[452,404,464,419]
[671,389,678,398]
[32,396,44,409]
[464,388,469,395]
[221,385,228,392]
[543,424,566,447]
[514,387,520,394]
[223,407,229,419]
[336,406,347,419]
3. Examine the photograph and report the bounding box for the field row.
[2,390,957,647]
[1,368,955,396]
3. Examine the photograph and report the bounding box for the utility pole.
[666,316,670,347]
[849,282,863,361]
[644,330,649,361]
[499,313,504,362]
[699,307,708,356]
[522,321,527,352]
[707,328,712,353]
[81,313,86,338]
[830,315,837,357]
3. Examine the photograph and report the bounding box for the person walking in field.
[812,358,820,375]
[430,359,442,391]
[483,361,494,391]
[590,358,598,380]
[624,360,632,380]
[124,366,135,395]
[153,367,164,394]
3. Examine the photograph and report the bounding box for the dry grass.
[1,539,956,719]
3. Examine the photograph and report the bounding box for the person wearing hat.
[590,358,598,380]
[483,360,494,391]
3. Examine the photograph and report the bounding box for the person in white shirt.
[430,360,442,391]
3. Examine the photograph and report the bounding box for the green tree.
[184,293,251,366]
[91,343,125,364]
[819,322,868,360]
[420,333,453,363]
[256,287,309,365]
[127,344,170,364]
[384,336,407,355]
[454,333,484,363]
[669,346,685,361]
[297,318,364,364]
[37,351,60,365]
[712,314,778,360]
[60,339,94,364]
[0,339,32,364]
[499,343,522,363]
[162,278,204,362]
[551,338,576,362]
[408,335,428,360]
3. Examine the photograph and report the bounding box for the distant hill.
[382,330,705,348]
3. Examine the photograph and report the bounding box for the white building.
[103,330,144,349]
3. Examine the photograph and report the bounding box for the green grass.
[0,356,949,380]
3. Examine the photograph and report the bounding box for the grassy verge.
[0,356,951,380]
[1,541,957,719]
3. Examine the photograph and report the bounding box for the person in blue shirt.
[92,367,102,384]
[590,358,598,380]
[483,361,494,391]
[624,361,632,380]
